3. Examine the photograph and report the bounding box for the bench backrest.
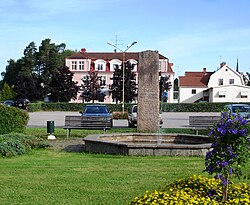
[65,116,83,127]
[189,116,221,127]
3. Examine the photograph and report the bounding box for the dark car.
[3,100,15,107]
[80,105,113,129]
[15,99,30,110]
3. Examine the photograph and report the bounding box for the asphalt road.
[27,111,220,128]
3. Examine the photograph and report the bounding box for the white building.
[179,63,250,103]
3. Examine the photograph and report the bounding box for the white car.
[128,105,163,128]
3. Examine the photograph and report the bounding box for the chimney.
[80,48,86,53]
[203,68,207,75]
[220,62,226,68]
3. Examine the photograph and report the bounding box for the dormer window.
[94,59,106,71]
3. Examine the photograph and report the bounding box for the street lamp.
[107,41,137,113]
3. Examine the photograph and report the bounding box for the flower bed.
[112,111,128,119]
[129,175,250,204]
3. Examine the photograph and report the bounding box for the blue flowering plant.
[205,111,250,202]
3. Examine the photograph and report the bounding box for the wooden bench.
[63,116,112,137]
[189,115,221,135]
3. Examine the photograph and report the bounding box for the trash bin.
[47,121,54,134]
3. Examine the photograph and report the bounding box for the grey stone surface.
[137,50,160,132]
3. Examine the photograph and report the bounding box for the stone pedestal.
[137,50,160,132]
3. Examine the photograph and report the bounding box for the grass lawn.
[0,149,249,205]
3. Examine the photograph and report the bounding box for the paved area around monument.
[27,111,220,129]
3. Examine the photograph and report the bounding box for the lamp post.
[107,41,137,113]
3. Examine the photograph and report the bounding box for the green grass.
[0,149,249,205]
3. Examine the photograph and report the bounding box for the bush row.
[0,104,29,135]
[27,102,250,112]
[0,133,50,157]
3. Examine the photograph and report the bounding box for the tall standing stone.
[137,50,160,132]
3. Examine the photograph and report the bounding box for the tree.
[110,61,137,103]
[81,70,105,103]
[0,82,16,101]
[2,38,76,102]
[14,74,41,101]
[48,66,80,102]
[159,73,172,102]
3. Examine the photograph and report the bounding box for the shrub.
[0,104,29,134]
[0,133,50,157]
[129,175,250,204]
[204,112,250,202]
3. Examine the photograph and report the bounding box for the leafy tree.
[110,65,122,103]
[81,70,105,103]
[48,66,79,102]
[0,82,16,101]
[14,74,41,101]
[110,61,137,103]
[159,73,172,102]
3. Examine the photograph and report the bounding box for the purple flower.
[208,189,217,197]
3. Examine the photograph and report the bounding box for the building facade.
[65,49,175,103]
[179,63,250,103]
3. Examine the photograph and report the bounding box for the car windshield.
[232,105,250,113]
[85,106,108,114]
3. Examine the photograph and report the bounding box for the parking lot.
[27,111,220,128]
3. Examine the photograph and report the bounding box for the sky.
[0,0,250,78]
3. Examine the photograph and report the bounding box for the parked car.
[15,98,30,110]
[80,104,113,129]
[3,100,15,107]
[224,104,250,119]
[128,105,163,128]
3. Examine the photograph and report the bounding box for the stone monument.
[137,50,160,132]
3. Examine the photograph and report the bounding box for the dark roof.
[179,71,214,87]
[66,51,168,60]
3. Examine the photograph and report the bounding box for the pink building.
[65,48,175,103]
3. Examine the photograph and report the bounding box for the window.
[71,61,77,70]
[159,61,163,71]
[97,64,103,71]
[79,61,84,70]
[218,79,223,86]
[229,79,234,85]
[99,76,107,86]
[240,91,248,98]
[218,91,226,98]
[191,89,196,94]
[113,64,120,70]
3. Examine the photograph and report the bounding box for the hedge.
[27,102,250,113]
[0,104,29,134]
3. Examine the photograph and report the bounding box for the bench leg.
[196,130,199,135]
[67,129,71,138]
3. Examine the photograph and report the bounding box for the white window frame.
[110,59,122,71]
[128,59,138,71]
[229,79,234,85]
[79,61,84,70]
[94,59,106,71]
[71,61,77,70]
[218,79,223,86]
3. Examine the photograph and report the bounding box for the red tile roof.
[179,70,214,87]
